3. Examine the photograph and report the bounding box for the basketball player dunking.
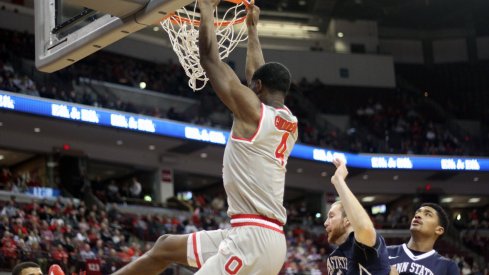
[113,0,298,274]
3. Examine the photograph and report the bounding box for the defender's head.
[251,62,291,97]
[411,203,449,240]
[323,201,351,245]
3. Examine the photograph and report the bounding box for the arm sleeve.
[353,234,387,265]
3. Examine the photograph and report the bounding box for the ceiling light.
[0,155,3,160]
[34,127,41,133]
[320,171,328,177]
[0,122,3,126]
[296,168,303,173]
[337,32,344,38]
[139,82,147,89]
[473,177,479,182]
[441,197,453,203]
[393,175,399,180]
[116,140,123,145]
[456,214,461,221]
[468,198,481,203]
[362,196,375,202]
[362,174,368,180]
[256,20,319,39]
[200,152,208,158]
[152,26,159,32]
[148,145,156,151]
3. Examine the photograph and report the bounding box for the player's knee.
[151,234,172,258]
[149,234,186,262]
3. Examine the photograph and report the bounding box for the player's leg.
[187,230,228,270]
[112,234,189,275]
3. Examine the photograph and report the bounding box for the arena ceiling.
[258,0,489,34]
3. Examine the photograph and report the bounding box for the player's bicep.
[204,60,261,120]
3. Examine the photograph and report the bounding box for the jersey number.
[224,256,243,275]
[275,132,290,166]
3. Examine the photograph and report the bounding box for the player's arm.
[198,0,261,124]
[331,158,377,247]
[245,3,265,86]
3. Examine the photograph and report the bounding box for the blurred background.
[0,0,488,274]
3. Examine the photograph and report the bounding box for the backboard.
[35,0,193,73]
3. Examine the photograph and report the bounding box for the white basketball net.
[160,1,249,91]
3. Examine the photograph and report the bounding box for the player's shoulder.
[265,104,298,125]
[386,244,403,254]
[434,252,458,265]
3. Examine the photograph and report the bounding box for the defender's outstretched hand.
[246,2,260,27]
[331,158,348,185]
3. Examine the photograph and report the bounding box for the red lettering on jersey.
[274,116,297,133]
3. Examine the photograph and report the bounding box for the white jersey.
[223,103,298,225]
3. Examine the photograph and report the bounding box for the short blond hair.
[331,201,347,218]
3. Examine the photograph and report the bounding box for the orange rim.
[165,0,251,27]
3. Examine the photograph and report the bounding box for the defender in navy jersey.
[324,159,391,275]
[388,203,459,275]
[387,244,459,275]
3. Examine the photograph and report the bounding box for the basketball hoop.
[160,0,251,91]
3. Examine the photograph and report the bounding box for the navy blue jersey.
[326,232,391,275]
[387,244,460,275]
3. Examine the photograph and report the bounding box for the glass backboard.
[35,0,192,73]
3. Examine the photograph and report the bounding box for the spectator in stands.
[0,167,12,185]
[2,231,18,267]
[107,180,121,202]
[323,159,391,274]
[1,199,19,218]
[102,248,121,274]
[129,177,142,199]
[183,220,198,234]
[166,107,179,121]
[51,244,69,270]
[387,203,459,274]
[78,243,96,270]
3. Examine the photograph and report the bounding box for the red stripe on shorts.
[192,233,201,268]
[231,214,284,226]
